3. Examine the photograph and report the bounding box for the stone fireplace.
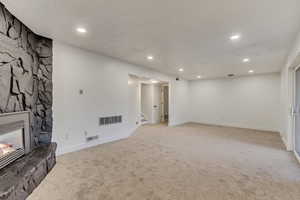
[0,2,53,146]
[0,2,56,200]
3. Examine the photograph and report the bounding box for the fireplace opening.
[0,121,25,169]
[0,112,31,170]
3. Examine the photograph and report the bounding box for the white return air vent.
[99,116,122,126]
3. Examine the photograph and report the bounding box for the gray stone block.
[0,64,11,111]
[0,7,7,34]
[0,52,14,63]
[11,77,20,95]
[8,26,18,40]
[12,19,21,37]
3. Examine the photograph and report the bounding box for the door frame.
[138,78,171,126]
[292,64,300,163]
[160,85,165,122]
[160,84,169,123]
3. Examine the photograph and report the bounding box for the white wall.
[52,41,284,155]
[169,80,190,126]
[189,73,281,132]
[52,41,189,154]
[280,31,300,150]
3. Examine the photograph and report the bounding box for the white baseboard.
[281,135,289,150]
[189,121,279,133]
[56,126,140,156]
[280,133,293,151]
[168,121,189,126]
[294,151,300,164]
[56,134,129,156]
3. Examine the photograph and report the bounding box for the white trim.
[281,135,289,150]
[141,121,149,125]
[55,126,139,156]
[56,134,130,156]
[291,64,300,153]
[287,67,295,151]
[189,121,279,133]
[0,111,30,117]
[168,121,188,127]
[294,150,300,164]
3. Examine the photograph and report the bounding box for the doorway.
[161,84,169,123]
[141,83,153,124]
[140,82,169,125]
[128,74,170,126]
[294,66,300,158]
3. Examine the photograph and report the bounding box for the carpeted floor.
[28,123,300,200]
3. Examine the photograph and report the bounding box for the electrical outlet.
[86,135,99,142]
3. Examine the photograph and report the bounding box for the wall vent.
[99,116,122,126]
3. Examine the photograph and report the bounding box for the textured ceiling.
[3,0,300,79]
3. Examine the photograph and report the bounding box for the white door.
[152,85,161,124]
[295,67,300,155]
[141,84,152,123]
[128,76,140,127]
[160,86,165,122]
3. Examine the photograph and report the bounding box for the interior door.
[160,86,165,122]
[152,85,161,124]
[295,67,300,155]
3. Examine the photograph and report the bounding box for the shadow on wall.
[0,3,53,147]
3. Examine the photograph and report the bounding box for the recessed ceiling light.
[197,75,202,79]
[243,58,250,63]
[76,27,87,33]
[230,34,241,41]
[147,55,154,60]
[248,70,254,73]
[179,68,184,72]
[151,79,158,84]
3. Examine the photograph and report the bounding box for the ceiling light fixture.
[197,75,202,79]
[248,70,254,73]
[147,55,154,60]
[76,27,87,33]
[151,79,158,84]
[230,34,241,41]
[179,68,184,72]
[243,58,250,63]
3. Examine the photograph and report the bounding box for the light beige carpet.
[28,123,300,200]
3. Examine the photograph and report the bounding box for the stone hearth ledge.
[0,143,57,200]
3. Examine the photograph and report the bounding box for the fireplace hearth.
[0,143,57,200]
